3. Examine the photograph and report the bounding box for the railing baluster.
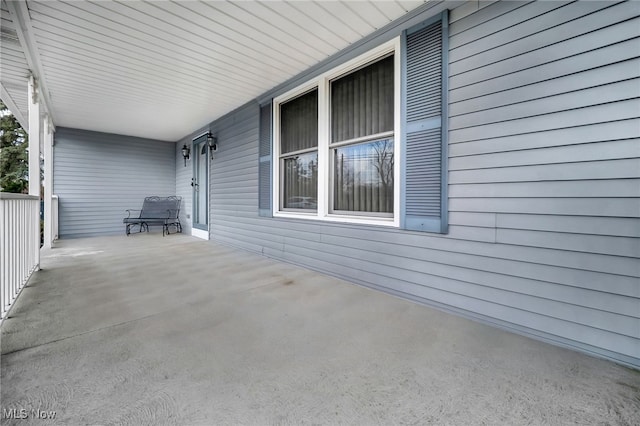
[1,198,5,317]
[0,194,40,321]
[20,200,24,295]
[11,201,16,300]
[17,200,22,297]
[18,199,23,296]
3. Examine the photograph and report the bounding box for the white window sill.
[273,211,398,228]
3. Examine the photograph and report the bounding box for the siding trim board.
[191,1,640,368]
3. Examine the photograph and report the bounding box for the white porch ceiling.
[0,0,429,142]
[0,1,29,128]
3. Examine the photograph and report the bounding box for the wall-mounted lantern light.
[207,132,218,160]
[181,144,190,167]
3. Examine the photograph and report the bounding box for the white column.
[43,117,53,249]
[28,76,40,269]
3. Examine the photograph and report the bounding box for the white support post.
[28,76,41,269]
[43,117,54,249]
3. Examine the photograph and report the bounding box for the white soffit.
[3,0,429,142]
[0,0,29,129]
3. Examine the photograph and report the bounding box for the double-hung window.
[273,40,400,226]
[262,12,448,232]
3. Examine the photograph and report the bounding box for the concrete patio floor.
[1,233,638,425]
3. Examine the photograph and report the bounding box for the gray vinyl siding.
[54,128,176,238]
[197,1,640,367]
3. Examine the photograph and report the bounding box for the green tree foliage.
[0,100,28,193]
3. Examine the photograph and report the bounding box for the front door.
[192,135,208,238]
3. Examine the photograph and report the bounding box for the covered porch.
[2,1,639,421]
[1,233,638,424]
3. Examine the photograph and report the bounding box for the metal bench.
[123,196,182,236]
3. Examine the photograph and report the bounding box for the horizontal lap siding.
[207,1,640,367]
[446,0,640,364]
[54,128,176,238]
[210,105,261,228]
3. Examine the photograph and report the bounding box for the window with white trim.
[263,12,447,232]
[273,40,400,226]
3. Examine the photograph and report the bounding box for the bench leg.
[126,223,144,235]
[168,222,180,235]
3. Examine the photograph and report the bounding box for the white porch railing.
[0,193,40,321]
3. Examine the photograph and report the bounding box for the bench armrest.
[125,209,141,219]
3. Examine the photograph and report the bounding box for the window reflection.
[283,152,318,210]
[334,139,393,214]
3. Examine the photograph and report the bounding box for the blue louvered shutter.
[401,11,449,233]
[259,102,272,217]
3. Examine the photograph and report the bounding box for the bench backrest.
[140,196,181,219]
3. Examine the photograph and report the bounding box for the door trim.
[191,227,209,240]
[192,135,209,237]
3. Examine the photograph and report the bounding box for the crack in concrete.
[1,307,179,357]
